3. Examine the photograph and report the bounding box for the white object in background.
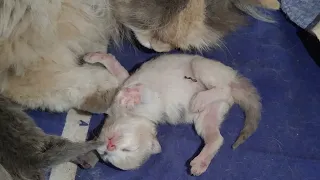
[49,109,91,180]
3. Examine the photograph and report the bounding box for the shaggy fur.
[0,94,104,180]
[95,54,261,176]
[115,0,280,52]
[0,0,277,113]
[0,0,123,113]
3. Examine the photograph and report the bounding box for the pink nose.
[107,137,116,151]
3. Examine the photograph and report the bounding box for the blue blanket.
[29,11,320,180]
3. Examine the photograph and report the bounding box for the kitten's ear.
[116,83,143,109]
[151,138,161,154]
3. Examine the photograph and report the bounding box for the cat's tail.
[230,74,262,149]
[39,138,104,168]
[233,0,280,23]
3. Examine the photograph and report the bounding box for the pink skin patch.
[118,83,143,109]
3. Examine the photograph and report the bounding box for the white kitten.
[97,54,261,176]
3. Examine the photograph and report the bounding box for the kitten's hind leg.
[190,102,230,176]
[190,87,231,113]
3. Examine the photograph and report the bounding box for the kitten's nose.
[107,143,116,151]
[107,137,116,151]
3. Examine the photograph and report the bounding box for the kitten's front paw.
[83,52,129,82]
[83,52,116,65]
[190,157,209,176]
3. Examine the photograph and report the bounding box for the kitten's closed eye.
[122,147,139,152]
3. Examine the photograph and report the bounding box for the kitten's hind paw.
[190,157,209,176]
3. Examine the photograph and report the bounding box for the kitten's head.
[111,0,280,52]
[98,115,161,170]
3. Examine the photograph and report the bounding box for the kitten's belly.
[159,77,203,124]
[126,54,205,123]
[145,68,204,124]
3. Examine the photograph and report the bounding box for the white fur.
[98,54,261,175]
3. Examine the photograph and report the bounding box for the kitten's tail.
[230,74,262,149]
[233,0,280,23]
[39,139,104,168]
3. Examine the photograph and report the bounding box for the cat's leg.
[35,172,46,180]
[3,54,128,113]
[190,101,230,176]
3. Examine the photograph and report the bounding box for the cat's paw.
[190,157,209,176]
[150,39,173,52]
[73,152,99,169]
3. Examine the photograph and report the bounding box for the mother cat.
[0,0,279,113]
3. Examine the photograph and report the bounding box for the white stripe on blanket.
[49,109,91,180]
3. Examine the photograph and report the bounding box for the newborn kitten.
[0,95,104,180]
[96,53,261,176]
[113,0,280,52]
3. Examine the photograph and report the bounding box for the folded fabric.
[281,0,320,39]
